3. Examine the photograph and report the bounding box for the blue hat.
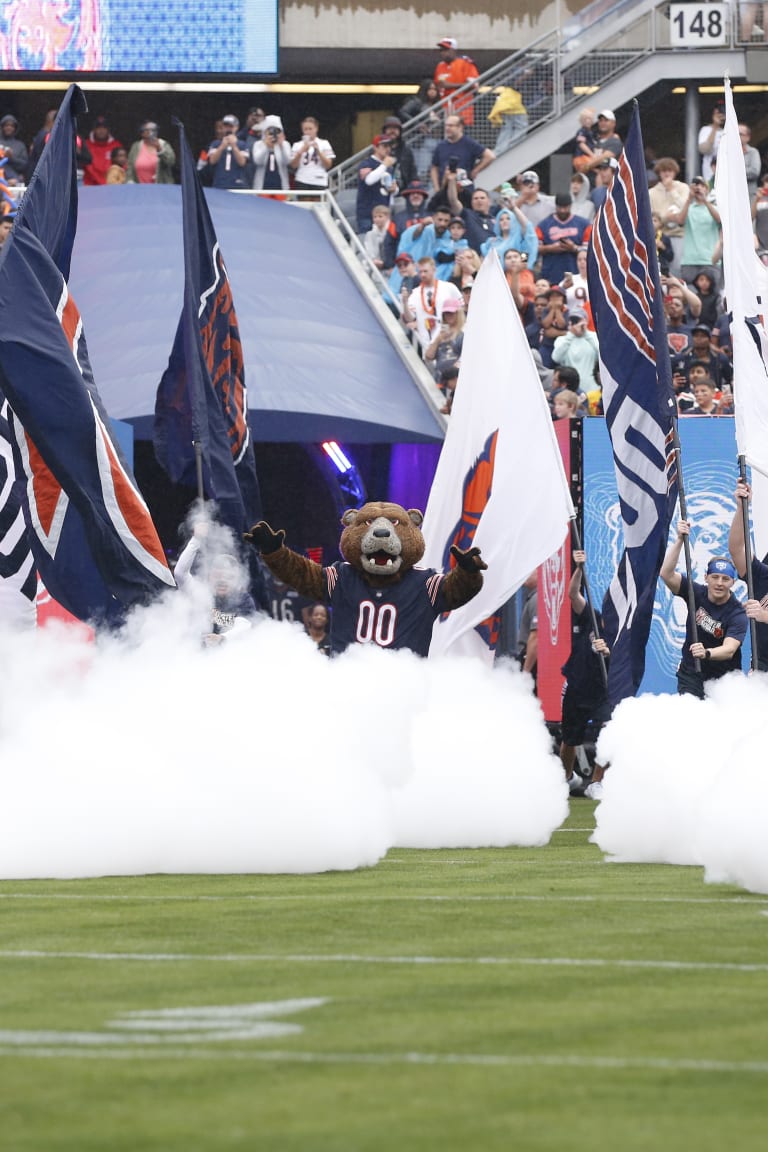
[706,558,737,579]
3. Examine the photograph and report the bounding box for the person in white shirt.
[289,116,335,193]
[400,256,462,349]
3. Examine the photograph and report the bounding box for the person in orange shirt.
[433,37,479,127]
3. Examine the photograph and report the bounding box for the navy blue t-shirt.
[322,562,450,656]
[561,605,608,705]
[431,136,484,184]
[676,575,746,678]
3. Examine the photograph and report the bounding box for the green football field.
[1,799,767,1151]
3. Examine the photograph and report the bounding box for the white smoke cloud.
[0,595,568,879]
[592,673,768,893]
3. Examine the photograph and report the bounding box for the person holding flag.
[558,548,611,798]
[729,479,768,671]
[660,519,746,698]
[586,101,679,707]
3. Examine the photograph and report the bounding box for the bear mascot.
[244,501,487,656]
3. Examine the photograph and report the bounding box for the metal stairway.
[329,0,758,216]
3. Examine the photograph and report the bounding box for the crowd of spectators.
[1,73,766,425]
[352,81,768,422]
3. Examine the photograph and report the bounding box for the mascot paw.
[243,521,286,554]
[450,545,488,572]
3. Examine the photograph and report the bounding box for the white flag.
[422,251,574,659]
[715,75,768,554]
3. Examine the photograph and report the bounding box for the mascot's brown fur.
[244,501,487,655]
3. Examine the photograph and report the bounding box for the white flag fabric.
[715,75,768,554]
[422,250,574,659]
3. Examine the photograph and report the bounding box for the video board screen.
[0,0,278,74]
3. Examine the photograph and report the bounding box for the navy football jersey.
[324,562,449,656]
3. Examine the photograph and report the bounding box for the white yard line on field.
[0,892,765,905]
[2,950,768,972]
[1,1046,768,1073]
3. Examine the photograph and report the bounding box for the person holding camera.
[698,102,725,185]
[207,114,249,190]
[126,120,176,184]
[356,134,399,234]
[676,175,721,286]
[429,114,494,205]
[289,116,335,194]
[251,115,291,194]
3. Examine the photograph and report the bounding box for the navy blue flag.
[0,397,36,603]
[154,119,261,535]
[0,84,176,624]
[586,103,678,707]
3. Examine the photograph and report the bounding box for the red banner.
[537,419,580,722]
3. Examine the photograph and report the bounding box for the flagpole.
[570,518,608,689]
[738,453,759,671]
[194,440,205,503]
[672,420,701,674]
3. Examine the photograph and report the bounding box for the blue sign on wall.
[0,0,278,74]
[583,417,751,694]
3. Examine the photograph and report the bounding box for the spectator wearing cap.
[698,102,725,185]
[589,156,617,213]
[480,202,538,265]
[289,116,335,193]
[536,192,591,283]
[207,114,249,190]
[661,520,746,699]
[357,133,398,235]
[516,170,555,228]
[251,115,291,194]
[0,115,28,185]
[388,251,419,297]
[552,307,599,398]
[672,322,732,391]
[580,110,622,173]
[126,121,175,184]
[430,114,494,204]
[393,180,430,236]
[649,158,689,276]
[381,116,416,189]
[83,116,123,186]
[677,175,721,285]
[439,214,471,277]
[425,295,465,388]
[433,37,479,126]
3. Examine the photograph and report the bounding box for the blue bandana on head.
[706,558,737,580]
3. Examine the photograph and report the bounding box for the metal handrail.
[328,0,749,204]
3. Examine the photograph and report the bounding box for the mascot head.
[340,502,425,583]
